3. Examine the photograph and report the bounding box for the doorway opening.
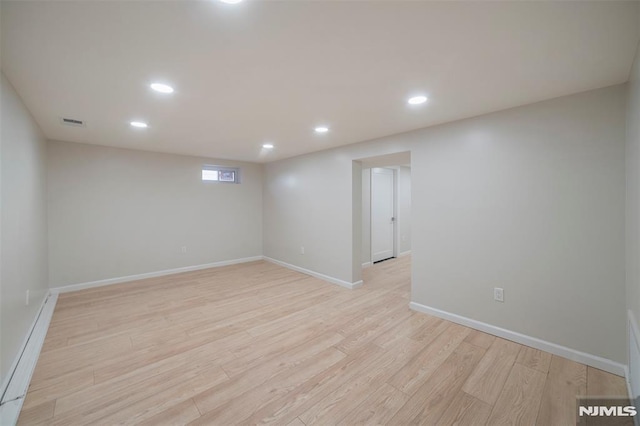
[353,151,411,287]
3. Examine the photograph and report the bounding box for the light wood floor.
[19,256,629,425]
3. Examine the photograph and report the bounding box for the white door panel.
[371,168,395,262]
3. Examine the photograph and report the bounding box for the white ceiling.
[2,1,639,163]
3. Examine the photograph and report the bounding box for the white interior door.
[371,168,395,263]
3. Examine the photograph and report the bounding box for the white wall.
[47,140,263,287]
[362,169,371,265]
[0,73,49,384]
[264,85,627,363]
[412,87,626,364]
[263,150,355,282]
[361,166,411,265]
[626,29,640,393]
[398,166,411,254]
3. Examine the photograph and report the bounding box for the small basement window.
[202,165,241,183]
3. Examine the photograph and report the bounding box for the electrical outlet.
[25,290,30,306]
[300,246,305,255]
[181,246,187,254]
[494,287,504,302]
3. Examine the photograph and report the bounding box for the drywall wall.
[47,140,263,287]
[264,84,627,363]
[362,169,371,265]
[411,86,626,364]
[398,166,411,254]
[627,35,640,367]
[351,161,362,285]
[0,73,49,385]
[264,148,356,282]
[361,166,411,265]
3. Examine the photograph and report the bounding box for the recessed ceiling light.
[314,126,329,133]
[262,143,274,149]
[130,121,148,128]
[150,83,174,94]
[408,95,428,105]
[220,0,243,4]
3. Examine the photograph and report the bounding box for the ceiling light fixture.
[262,143,274,149]
[150,83,174,94]
[314,126,329,133]
[130,121,148,128]
[408,95,428,105]
[220,0,243,4]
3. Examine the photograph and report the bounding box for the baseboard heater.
[0,292,58,426]
[629,311,640,426]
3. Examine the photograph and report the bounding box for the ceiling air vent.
[60,117,86,127]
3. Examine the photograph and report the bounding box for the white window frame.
[202,165,241,184]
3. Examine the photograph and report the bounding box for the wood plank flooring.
[18,256,630,425]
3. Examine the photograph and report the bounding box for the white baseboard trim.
[362,262,372,269]
[264,257,362,290]
[0,291,58,425]
[409,301,626,376]
[399,250,412,257]
[51,256,264,294]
